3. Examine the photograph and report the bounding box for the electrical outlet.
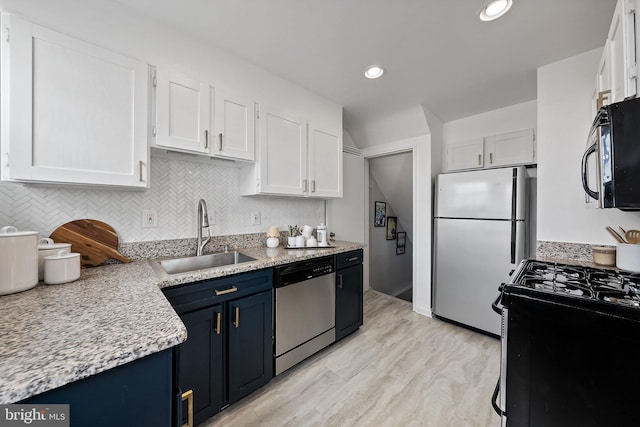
[142,210,158,228]
[250,211,261,225]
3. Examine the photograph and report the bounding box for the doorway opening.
[367,152,414,302]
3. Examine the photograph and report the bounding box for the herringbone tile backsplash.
[0,154,324,243]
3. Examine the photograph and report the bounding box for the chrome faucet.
[196,199,211,256]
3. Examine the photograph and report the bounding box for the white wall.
[349,105,431,149]
[537,47,640,245]
[0,0,340,242]
[442,100,537,171]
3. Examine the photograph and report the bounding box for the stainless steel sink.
[149,251,257,278]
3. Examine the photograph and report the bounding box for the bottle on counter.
[317,223,328,246]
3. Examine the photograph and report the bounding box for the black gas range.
[492,259,640,427]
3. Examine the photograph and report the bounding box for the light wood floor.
[203,290,501,427]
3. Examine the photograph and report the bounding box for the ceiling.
[113,0,615,132]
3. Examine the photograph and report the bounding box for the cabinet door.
[213,88,255,161]
[156,69,211,154]
[608,0,637,103]
[228,290,273,404]
[336,264,363,341]
[1,14,149,187]
[596,41,612,108]
[484,129,535,168]
[308,125,342,198]
[258,105,307,195]
[179,305,224,425]
[446,139,484,171]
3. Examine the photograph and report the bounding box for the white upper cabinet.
[240,105,343,198]
[156,70,211,154]
[308,125,342,198]
[446,139,484,171]
[213,88,255,161]
[596,0,637,107]
[253,105,307,196]
[446,130,535,172]
[1,14,149,188]
[484,129,535,168]
[154,69,256,161]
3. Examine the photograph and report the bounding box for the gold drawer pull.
[182,389,193,427]
[233,306,240,328]
[214,312,221,334]
[346,257,358,262]
[214,286,238,296]
[338,274,343,289]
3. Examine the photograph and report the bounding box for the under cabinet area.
[446,129,535,172]
[163,269,272,426]
[154,69,256,162]
[0,13,150,188]
[335,249,364,341]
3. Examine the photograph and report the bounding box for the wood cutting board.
[50,219,131,267]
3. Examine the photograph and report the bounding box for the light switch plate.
[143,210,158,228]
[250,211,261,225]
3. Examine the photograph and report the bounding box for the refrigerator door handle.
[510,168,517,264]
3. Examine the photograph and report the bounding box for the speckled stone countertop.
[0,240,363,404]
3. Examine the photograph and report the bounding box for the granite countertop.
[0,240,362,404]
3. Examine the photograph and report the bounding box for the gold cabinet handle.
[219,133,223,151]
[182,389,193,427]
[477,154,482,165]
[346,257,358,262]
[338,273,343,289]
[489,152,493,164]
[214,312,221,335]
[205,130,209,149]
[214,286,238,296]
[139,160,143,182]
[233,306,240,328]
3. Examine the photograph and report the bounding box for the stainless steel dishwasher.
[274,256,335,375]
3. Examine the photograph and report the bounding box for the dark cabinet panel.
[22,350,172,427]
[228,290,273,404]
[179,304,224,426]
[336,249,363,342]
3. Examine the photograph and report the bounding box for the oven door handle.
[492,377,505,417]
[491,293,503,315]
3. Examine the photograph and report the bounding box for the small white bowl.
[44,250,81,285]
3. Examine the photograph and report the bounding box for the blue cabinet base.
[22,349,173,427]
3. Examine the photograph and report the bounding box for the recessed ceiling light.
[364,65,385,79]
[479,0,513,21]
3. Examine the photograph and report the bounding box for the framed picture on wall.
[397,232,406,255]
[386,217,397,240]
[374,201,386,227]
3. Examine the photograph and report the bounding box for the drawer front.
[163,269,272,314]
[336,249,363,270]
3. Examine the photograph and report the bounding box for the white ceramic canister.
[44,250,81,285]
[38,238,72,281]
[317,223,328,246]
[295,235,306,247]
[616,243,640,273]
[0,226,39,295]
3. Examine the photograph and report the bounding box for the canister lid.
[38,238,72,251]
[0,226,38,237]
[44,250,80,260]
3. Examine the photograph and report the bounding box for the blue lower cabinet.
[336,250,364,341]
[165,269,273,426]
[21,349,173,427]
[228,290,273,404]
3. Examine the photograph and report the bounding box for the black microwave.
[582,97,640,210]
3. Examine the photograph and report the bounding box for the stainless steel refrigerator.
[433,166,528,336]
